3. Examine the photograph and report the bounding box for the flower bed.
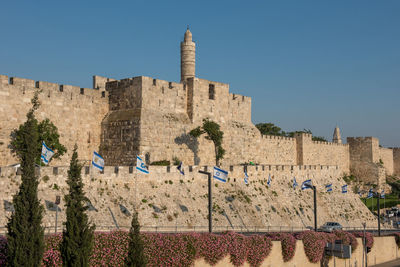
[266,232,296,262]
[0,230,385,266]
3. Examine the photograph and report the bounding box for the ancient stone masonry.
[0,164,378,230]
[0,75,108,166]
[0,29,399,186]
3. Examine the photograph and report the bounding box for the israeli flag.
[293,177,298,189]
[342,184,348,193]
[41,141,54,165]
[301,179,313,190]
[367,189,373,199]
[267,174,272,187]
[381,190,385,199]
[213,166,228,183]
[326,184,332,192]
[136,156,149,174]
[244,170,249,185]
[92,151,104,171]
[177,162,185,175]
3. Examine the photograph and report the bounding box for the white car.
[320,222,343,232]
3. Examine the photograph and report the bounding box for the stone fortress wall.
[0,29,399,186]
[0,164,378,229]
[0,75,108,167]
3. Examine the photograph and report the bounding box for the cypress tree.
[6,91,45,266]
[125,211,146,267]
[60,145,95,267]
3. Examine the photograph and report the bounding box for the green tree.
[10,100,66,165]
[189,119,225,166]
[255,123,285,136]
[256,122,328,142]
[125,211,147,267]
[60,145,95,267]
[6,91,45,266]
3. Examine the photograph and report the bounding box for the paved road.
[372,259,400,267]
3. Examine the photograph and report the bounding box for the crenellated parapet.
[0,74,109,166]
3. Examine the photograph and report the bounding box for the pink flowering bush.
[300,231,330,263]
[42,248,61,267]
[333,230,358,251]
[353,232,374,249]
[197,233,229,265]
[0,230,371,266]
[266,233,296,262]
[246,235,272,267]
[223,232,249,266]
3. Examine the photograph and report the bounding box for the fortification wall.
[394,148,400,176]
[295,133,350,173]
[379,147,394,175]
[0,74,108,166]
[93,75,116,91]
[0,164,376,230]
[186,78,251,124]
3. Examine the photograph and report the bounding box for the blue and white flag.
[92,151,104,171]
[381,190,385,199]
[177,162,185,175]
[213,166,228,183]
[326,184,332,192]
[244,170,249,185]
[267,174,272,187]
[293,177,298,189]
[136,156,149,174]
[342,184,348,193]
[301,179,313,190]
[367,189,373,199]
[41,141,54,165]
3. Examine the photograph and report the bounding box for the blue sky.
[1,1,399,146]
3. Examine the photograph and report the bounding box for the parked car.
[319,222,343,232]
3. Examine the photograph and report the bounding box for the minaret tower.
[180,27,196,82]
[333,126,342,144]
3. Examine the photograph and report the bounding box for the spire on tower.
[333,126,342,144]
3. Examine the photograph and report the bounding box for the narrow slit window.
[209,84,215,100]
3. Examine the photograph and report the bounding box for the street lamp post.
[199,170,212,233]
[377,192,381,236]
[55,195,60,233]
[313,186,317,231]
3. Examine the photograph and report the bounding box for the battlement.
[294,132,312,139]
[311,140,348,147]
[0,164,340,179]
[0,74,109,100]
[261,134,295,141]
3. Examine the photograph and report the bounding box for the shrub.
[197,233,228,265]
[224,232,248,266]
[42,175,50,183]
[150,160,170,166]
[266,233,296,262]
[247,235,272,267]
[300,231,329,263]
[333,230,358,251]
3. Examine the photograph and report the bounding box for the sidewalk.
[372,259,400,267]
